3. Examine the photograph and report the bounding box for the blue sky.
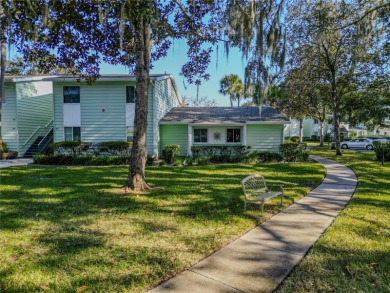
[100,39,247,106]
[9,39,246,106]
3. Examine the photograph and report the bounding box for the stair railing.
[37,128,54,153]
[23,126,41,146]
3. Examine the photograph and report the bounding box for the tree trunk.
[333,111,342,155]
[319,120,324,147]
[230,95,233,107]
[125,15,151,192]
[0,31,6,141]
[237,96,240,107]
[299,118,303,143]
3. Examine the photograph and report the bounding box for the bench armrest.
[269,185,284,205]
[269,185,284,193]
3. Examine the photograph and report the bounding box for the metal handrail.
[23,126,41,146]
[22,119,54,146]
[37,128,54,153]
[38,127,53,148]
[45,119,53,128]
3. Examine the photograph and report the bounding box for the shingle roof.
[160,106,289,124]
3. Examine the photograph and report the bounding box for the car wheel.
[341,144,348,149]
[366,144,373,150]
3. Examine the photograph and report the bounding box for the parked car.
[340,138,374,150]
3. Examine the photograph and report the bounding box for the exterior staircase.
[24,129,53,158]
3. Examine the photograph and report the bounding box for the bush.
[33,154,131,165]
[191,145,252,158]
[50,141,132,156]
[290,136,299,143]
[185,157,193,166]
[159,160,167,166]
[146,155,154,166]
[97,141,132,156]
[280,143,308,162]
[373,141,390,162]
[50,141,83,156]
[173,157,183,166]
[256,152,283,163]
[162,144,180,164]
[0,141,9,154]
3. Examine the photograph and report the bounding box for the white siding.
[246,124,284,153]
[16,81,53,155]
[54,81,131,143]
[1,83,18,152]
[152,78,182,156]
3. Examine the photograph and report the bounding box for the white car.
[341,138,374,150]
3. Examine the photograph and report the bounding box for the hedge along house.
[159,106,290,156]
[46,74,182,157]
[1,76,54,157]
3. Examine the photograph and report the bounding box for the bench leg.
[280,194,283,206]
[261,200,264,218]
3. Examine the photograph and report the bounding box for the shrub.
[279,143,308,162]
[185,157,193,166]
[0,141,9,154]
[33,154,131,165]
[256,152,283,163]
[173,157,183,166]
[373,141,390,162]
[50,141,83,156]
[159,160,167,166]
[290,136,299,143]
[196,156,210,165]
[191,145,251,158]
[146,155,154,166]
[97,141,132,156]
[162,144,180,164]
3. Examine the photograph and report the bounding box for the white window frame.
[64,127,81,141]
[193,128,208,143]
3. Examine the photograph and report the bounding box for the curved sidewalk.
[149,155,357,293]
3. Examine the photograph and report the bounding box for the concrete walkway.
[149,155,357,293]
[0,158,33,169]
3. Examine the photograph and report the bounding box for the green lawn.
[277,147,390,293]
[0,162,324,292]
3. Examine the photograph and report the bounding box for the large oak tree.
[8,0,223,191]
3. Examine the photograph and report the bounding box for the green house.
[159,106,290,156]
[1,76,54,157]
[47,74,182,158]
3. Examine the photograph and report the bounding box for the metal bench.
[241,174,284,217]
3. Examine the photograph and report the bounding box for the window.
[64,127,81,141]
[227,128,241,143]
[126,86,136,103]
[314,119,319,124]
[127,126,134,141]
[194,129,208,143]
[63,86,80,103]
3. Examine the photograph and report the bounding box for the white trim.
[188,125,193,156]
[159,121,290,125]
[243,125,247,146]
[8,76,58,83]
[44,75,171,82]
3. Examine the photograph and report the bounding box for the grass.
[277,147,390,293]
[0,162,325,292]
